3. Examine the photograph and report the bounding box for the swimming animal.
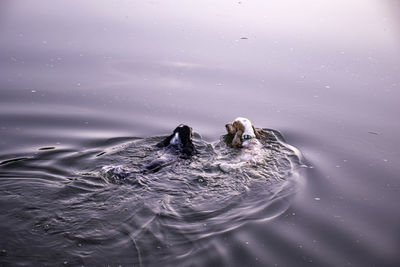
[145,124,196,173]
[224,117,267,163]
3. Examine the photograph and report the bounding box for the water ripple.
[0,128,304,265]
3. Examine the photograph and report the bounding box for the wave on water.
[0,129,305,266]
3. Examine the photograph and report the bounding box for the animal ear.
[225,123,235,134]
[252,125,267,140]
[232,130,243,148]
[233,120,245,132]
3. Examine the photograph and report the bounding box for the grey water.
[1,0,400,266]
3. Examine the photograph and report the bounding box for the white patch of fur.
[170,132,180,145]
[233,117,266,164]
[235,117,256,137]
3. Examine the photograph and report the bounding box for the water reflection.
[1,0,400,266]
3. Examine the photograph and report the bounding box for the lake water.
[1,0,400,266]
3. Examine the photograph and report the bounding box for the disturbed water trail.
[0,129,304,266]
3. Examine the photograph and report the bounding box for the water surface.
[1,0,400,266]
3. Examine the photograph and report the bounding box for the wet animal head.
[158,124,195,158]
[171,124,193,147]
[225,117,266,148]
